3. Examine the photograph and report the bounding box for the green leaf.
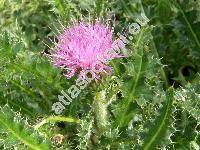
[142,88,174,149]
[175,83,200,123]
[0,105,51,149]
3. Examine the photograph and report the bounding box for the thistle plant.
[0,0,199,149]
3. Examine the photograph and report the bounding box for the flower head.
[50,20,123,79]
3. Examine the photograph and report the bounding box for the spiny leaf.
[175,83,200,123]
[77,115,94,150]
[0,105,51,149]
[142,88,174,149]
[171,0,200,50]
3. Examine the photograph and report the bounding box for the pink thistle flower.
[50,20,123,79]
